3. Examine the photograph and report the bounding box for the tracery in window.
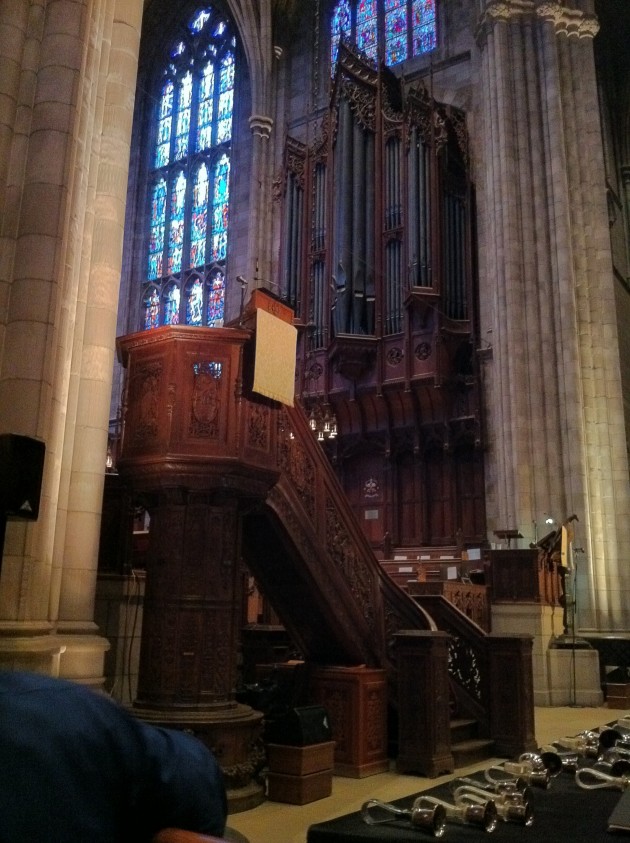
[142,5,236,331]
[330,0,436,68]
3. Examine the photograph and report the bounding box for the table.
[307,767,623,842]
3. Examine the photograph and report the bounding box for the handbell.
[520,750,563,777]
[540,744,579,774]
[453,785,534,827]
[486,759,550,789]
[595,749,630,778]
[416,794,498,833]
[361,798,447,837]
[452,774,533,804]
[554,731,601,758]
[575,767,630,791]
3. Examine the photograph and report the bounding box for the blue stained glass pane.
[357,0,378,60]
[174,72,192,160]
[186,278,204,325]
[168,171,186,274]
[148,179,167,279]
[144,288,160,330]
[164,285,180,325]
[197,62,215,150]
[216,53,234,143]
[413,0,437,55]
[211,155,230,262]
[331,0,351,65]
[171,41,185,58]
[190,9,211,33]
[160,82,174,119]
[207,272,225,327]
[155,82,174,168]
[385,1,407,64]
[190,164,209,267]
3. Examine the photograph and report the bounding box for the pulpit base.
[132,701,265,812]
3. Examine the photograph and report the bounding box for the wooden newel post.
[394,630,454,777]
[487,633,537,756]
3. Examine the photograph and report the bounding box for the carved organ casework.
[281,42,485,551]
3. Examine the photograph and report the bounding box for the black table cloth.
[307,769,626,842]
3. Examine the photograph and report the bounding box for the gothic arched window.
[143,5,235,330]
[330,0,436,67]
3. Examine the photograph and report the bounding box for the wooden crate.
[267,769,333,804]
[607,683,630,709]
[267,741,335,776]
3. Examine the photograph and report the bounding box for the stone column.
[53,0,144,682]
[476,0,630,630]
[0,0,143,679]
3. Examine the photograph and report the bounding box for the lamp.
[307,402,337,441]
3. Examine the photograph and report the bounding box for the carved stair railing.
[239,398,437,681]
[409,593,536,757]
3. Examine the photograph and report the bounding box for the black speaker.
[265,705,332,746]
[0,434,45,520]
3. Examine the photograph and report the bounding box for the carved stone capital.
[249,114,274,139]
[476,1,599,46]
[535,3,600,38]
[475,1,533,48]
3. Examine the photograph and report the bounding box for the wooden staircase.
[451,717,496,768]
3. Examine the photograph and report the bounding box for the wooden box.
[607,683,630,709]
[267,741,335,776]
[267,769,333,804]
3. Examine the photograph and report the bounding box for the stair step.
[452,737,496,768]
[450,717,479,742]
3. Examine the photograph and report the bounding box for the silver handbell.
[415,794,498,833]
[485,758,550,789]
[598,727,624,750]
[554,731,602,758]
[453,785,534,827]
[452,774,534,804]
[595,748,630,778]
[361,798,447,837]
[520,751,563,777]
[539,744,579,774]
[575,767,630,791]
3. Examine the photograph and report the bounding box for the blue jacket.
[0,671,227,842]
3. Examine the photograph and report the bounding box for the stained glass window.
[144,287,160,330]
[331,0,352,64]
[216,53,234,144]
[174,72,192,160]
[167,171,186,274]
[164,284,180,325]
[211,155,230,262]
[413,0,437,54]
[190,163,209,267]
[144,5,235,330]
[155,82,173,168]
[148,178,167,280]
[186,277,204,325]
[197,62,215,150]
[330,0,436,67]
[207,271,225,327]
[385,0,407,64]
[356,0,378,60]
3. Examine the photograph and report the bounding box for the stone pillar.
[54,0,144,683]
[0,0,143,679]
[476,0,630,632]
